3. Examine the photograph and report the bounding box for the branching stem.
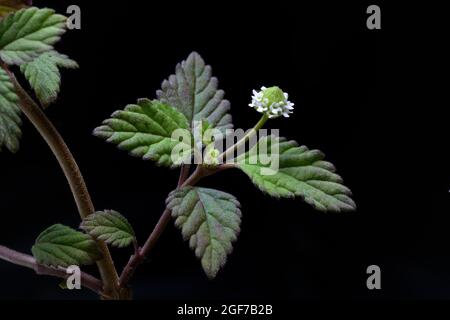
[118,116,269,289]
[119,160,236,289]
[119,164,190,288]
[0,63,121,299]
[1,60,268,297]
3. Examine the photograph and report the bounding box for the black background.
[0,0,449,301]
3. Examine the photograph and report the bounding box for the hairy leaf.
[80,210,135,248]
[157,52,233,134]
[93,99,193,167]
[0,7,66,65]
[167,187,242,279]
[0,1,31,19]
[235,136,356,212]
[31,224,101,268]
[42,51,78,69]
[20,51,78,107]
[0,66,21,152]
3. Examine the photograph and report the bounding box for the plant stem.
[119,162,233,288]
[218,114,269,163]
[181,165,207,187]
[119,164,192,288]
[118,129,252,288]
[0,245,102,294]
[2,64,121,298]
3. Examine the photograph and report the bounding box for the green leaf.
[93,99,193,167]
[20,51,78,107]
[0,7,67,65]
[157,52,233,134]
[0,1,31,19]
[80,210,135,248]
[167,187,242,279]
[235,136,356,212]
[0,66,21,152]
[42,51,78,69]
[31,224,102,268]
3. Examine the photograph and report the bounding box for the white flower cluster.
[249,86,294,118]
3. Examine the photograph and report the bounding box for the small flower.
[203,147,220,167]
[249,86,294,118]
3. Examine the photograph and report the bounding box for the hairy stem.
[0,245,102,294]
[118,159,237,288]
[181,165,208,187]
[118,162,233,288]
[2,64,120,298]
[118,113,268,288]
[119,164,192,288]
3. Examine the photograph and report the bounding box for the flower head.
[249,86,294,118]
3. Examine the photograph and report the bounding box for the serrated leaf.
[80,210,135,248]
[0,1,31,19]
[93,98,193,167]
[20,51,78,107]
[157,52,233,134]
[31,224,102,268]
[167,187,242,279]
[0,66,21,152]
[44,51,78,69]
[0,7,67,65]
[235,136,356,212]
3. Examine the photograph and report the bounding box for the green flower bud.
[203,147,220,167]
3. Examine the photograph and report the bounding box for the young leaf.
[80,210,135,248]
[0,1,31,19]
[31,224,102,268]
[93,99,193,167]
[166,187,242,279]
[20,51,79,107]
[157,52,233,134]
[235,136,356,212]
[0,7,67,65]
[0,66,22,152]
